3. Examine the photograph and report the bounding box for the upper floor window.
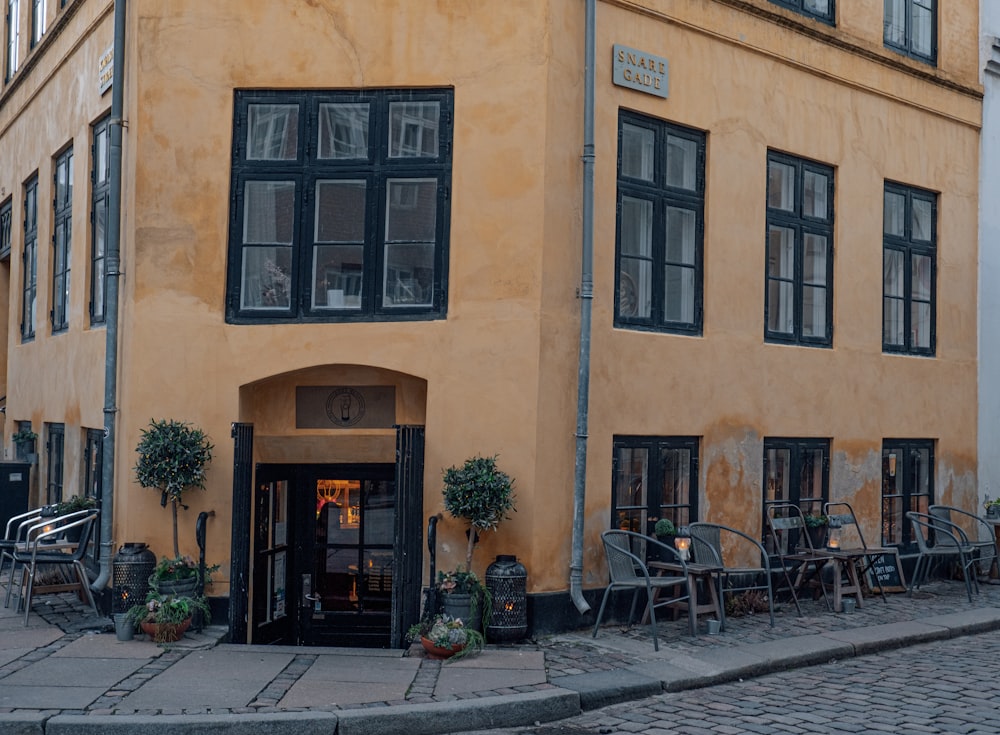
[21,175,37,341]
[52,146,72,332]
[225,89,453,324]
[6,0,20,80]
[884,0,935,65]
[883,182,935,355]
[765,152,834,347]
[768,0,834,24]
[29,0,42,47]
[615,111,705,335]
[90,116,110,325]
[0,198,12,260]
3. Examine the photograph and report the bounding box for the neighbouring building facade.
[0,0,983,647]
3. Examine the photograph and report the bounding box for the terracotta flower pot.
[141,617,192,643]
[420,636,464,660]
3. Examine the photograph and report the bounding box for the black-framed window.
[881,439,933,551]
[0,197,11,260]
[83,428,103,565]
[52,146,72,332]
[612,436,699,547]
[763,438,829,551]
[225,88,453,324]
[615,111,705,335]
[768,0,834,24]
[884,0,935,65]
[29,0,41,47]
[21,175,37,341]
[45,423,64,504]
[90,115,110,325]
[14,420,32,462]
[765,152,834,346]
[883,181,935,355]
[6,0,19,81]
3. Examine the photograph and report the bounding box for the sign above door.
[295,386,396,429]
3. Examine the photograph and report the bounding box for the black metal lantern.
[112,542,156,614]
[485,554,527,643]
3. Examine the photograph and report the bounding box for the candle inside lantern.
[674,535,691,561]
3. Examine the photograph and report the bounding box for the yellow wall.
[0,0,982,611]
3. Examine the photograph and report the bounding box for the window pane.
[247,104,299,160]
[318,103,369,159]
[383,243,434,306]
[241,246,292,309]
[665,207,696,264]
[664,265,694,323]
[768,161,795,211]
[385,179,436,241]
[912,301,931,348]
[621,123,654,181]
[884,296,905,345]
[313,245,363,309]
[884,190,905,236]
[389,102,440,157]
[911,197,932,241]
[884,0,906,44]
[621,197,652,257]
[244,181,295,244]
[767,226,795,278]
[768,281,794,333]
[802,285,826,338]
[883,248,904,296]
[96,126,108,184]
[765,449,791,504]
[315,180,366,242]
[665,135,697,190]
[660,448,690,508]
[912,252,931,300]
[911,0,933,57]
[615,447,648,533]
[620,259,651,318]
[803,171,827,219]
[804,0,830,14]
[803,234,827,285]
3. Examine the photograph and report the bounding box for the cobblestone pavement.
[456,630,1000,735]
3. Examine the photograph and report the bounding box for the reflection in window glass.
[247,104,299,160]
[389,102,439,157]
[318,103,369,159]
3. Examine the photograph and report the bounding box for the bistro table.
[644,560,726,631]
[824,548,865,612]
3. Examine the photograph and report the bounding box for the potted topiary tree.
[439,455,516,628]
[134,419,214,558]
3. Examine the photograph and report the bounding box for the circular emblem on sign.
[326,388,366,427]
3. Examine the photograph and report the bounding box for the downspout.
[569,0,595,614]
[92,0,127,599]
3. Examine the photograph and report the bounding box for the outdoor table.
[824,548,865,612]
[645,560,726,631]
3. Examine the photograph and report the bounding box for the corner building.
[0,0,980,645]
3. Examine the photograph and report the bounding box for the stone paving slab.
[2,654,144,687]
[302,652,421,682]
[0,683,110,709]
[51,631,161,659]
[435,663,547,694]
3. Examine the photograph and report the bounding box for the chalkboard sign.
[866,549,907,593]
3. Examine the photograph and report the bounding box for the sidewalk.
[2,576,1000,735]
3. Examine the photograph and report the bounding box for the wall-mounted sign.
[98,45,113,95]
[296,386,396,429]
[613,44,668,99]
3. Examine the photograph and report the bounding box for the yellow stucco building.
[0,0,981,646]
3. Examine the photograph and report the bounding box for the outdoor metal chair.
[928,505,998,579]
[0,506,54,608]
[824,501,890,603]
[766,504,833,613]
[592,530,695,650]
[688,522,776,626]
[9,510,100,624]
[907,511,979,602]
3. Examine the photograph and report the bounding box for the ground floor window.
[882,439,933,551]
[763,438,829,552]
[46,423,64,504]
[84,428,103,565]
[612,436,699,547]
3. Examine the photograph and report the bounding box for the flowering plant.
[125,591,210,642]
[149,555,220,590]
[407,613,484,658]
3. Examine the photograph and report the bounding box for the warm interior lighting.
[674,535,691,561]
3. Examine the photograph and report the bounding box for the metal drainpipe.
[569,0,596,615]
[92,0,127,599]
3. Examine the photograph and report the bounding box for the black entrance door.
[296,464,396,647]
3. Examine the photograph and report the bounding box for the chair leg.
[22,561,36,626]
[645,585,659,652]
[685,578,697,637]
[74,562,98,615]
[591,586,614,640]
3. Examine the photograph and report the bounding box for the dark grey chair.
[689,522,776,626]
[907,511,978,602]
[592,530,695,650]
[766,504,833,613]
[928,505,998,579]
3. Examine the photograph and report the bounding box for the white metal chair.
[592,530,695,650]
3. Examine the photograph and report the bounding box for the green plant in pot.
[12,428,37,445]
[56,494,98,515]
[134,419,214,557]
[803,513,829,548]
[651,517,677,561]
[149,554,220,596]
[440,454,516,630]
[126,590,210,644]
[985,497,1000,519]
[407,612,485,661]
